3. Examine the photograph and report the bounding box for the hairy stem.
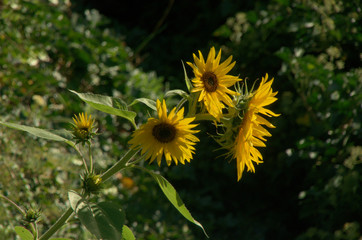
[38,207,73,240]
[101,149,140,182]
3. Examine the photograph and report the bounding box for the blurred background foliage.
[0,0,361,239]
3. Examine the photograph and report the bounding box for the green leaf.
[182,60,193,92]
[14,226,33,240]
[50,238,73,240]
[122,225,135,240]
[68,191,82,211]
[0,121,75,147]
[164,89,189,99]
[137,167,208,237]
[68,191,124,240]
[70,90,137,128]
[128,98,157,111]
[96,202,126,231]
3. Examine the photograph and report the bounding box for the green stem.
[75,145,89,174]
[31,223,38,240]
[101,149,140,182]
[175,97,188,112]
[186,92,200,118]
[38,207,73,240]
[126,156,144,167]
[88,143,93,173]
[0,194,25,215]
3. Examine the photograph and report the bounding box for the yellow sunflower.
[128,99,200,166]
[187,47,241,121]
[71,112,96,143]
[231,74,280,181]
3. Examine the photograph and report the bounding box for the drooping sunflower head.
[128,99,200,166]
[220,74,280,181]
[187,47,242,121]
[71,112,96,144]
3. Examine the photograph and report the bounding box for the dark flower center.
[201,71,218,92]
[152,123,177,143]
[79,127,90,132]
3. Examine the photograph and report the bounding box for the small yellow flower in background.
[71,112,96,143]
[187,47,241,121]
[231,74,280,181]
[128,99,200,166]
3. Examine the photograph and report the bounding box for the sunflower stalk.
[88,142,93,173]
[100,149,140,182]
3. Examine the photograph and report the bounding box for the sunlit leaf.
[70,90,137,128]
[128,98,157,111]
[0,121,75,147]
[164,89,189,99]
[182,60,193,92]
[137,167,208,237]
[122,225,135,240]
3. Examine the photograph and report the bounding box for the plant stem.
[75,144,89,174]
[0,194,25,215]
[31,223,38,240]
[38,207,73,240]
[88,142,93,173]
[125,156,144,167]
[101,149,140,182]
[38,149,139,240]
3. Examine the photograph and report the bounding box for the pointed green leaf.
[137,167,208,237]
[128,98,157,111]
[68,191,82,211]
[0,121,75,147]
[68,191,123,240]
[164,89,189,99]
[182,60,193,92]
[96,202,125,230]
[14,226,33,240]
[70,90,137,128]
[122,225,135,240]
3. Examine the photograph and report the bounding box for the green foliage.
[69,191,126,240]
[0,0,165,239]
[1,0,361,239]
[121,225,136,240]
[14,226,34,240]
[136,167,208,236]
[69,90,137,128]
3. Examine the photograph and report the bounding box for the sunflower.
[71,112,96,143]
[231,74,280,181]
[128,99,200,166]
[187,47,241,121]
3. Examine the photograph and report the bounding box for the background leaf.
[122,225,135,240]
[14,226,33,240]
[50,238,73,240]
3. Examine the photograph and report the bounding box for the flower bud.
[81,173,103,195]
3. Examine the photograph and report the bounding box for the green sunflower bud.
[24,208,41,223]
[81,173,103,195]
